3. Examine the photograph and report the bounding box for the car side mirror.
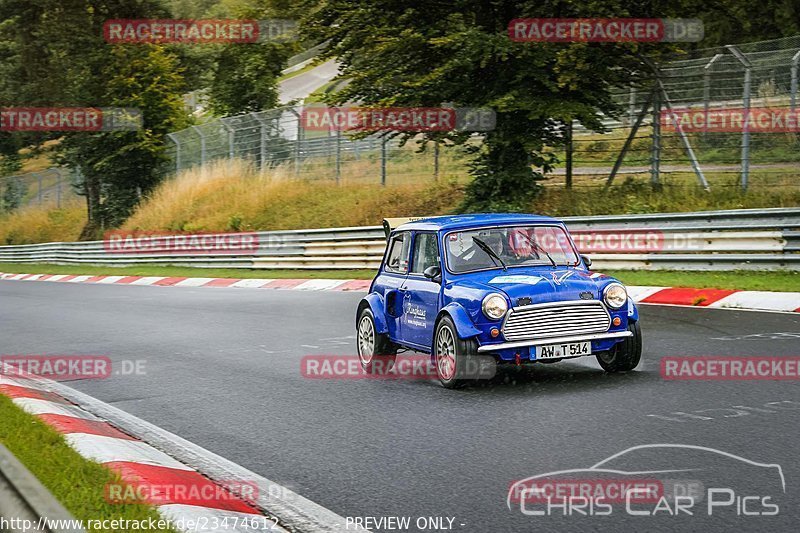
[581,255,592,267]
[423,265,442,283]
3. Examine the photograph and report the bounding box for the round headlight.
[482,293,508,320]
[603,283,628,309]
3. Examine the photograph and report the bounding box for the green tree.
[697,0,800,46]
[0,0,188,236]
[299,0,713,210]
[58,45,188,230]
[1,176,27,212]
[208,41,287,115]
[207,0,293,115]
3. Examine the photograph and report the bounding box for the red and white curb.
[0,373,282,532]
[0,369,360,532]
[627,286,800,313]
[0,272,371,291]
[1,271,798,313]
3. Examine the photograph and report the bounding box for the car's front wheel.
[433,316,479,389]
[356,307,397,374]
[596,320,642,372]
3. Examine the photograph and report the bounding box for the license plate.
[535,341,591,360]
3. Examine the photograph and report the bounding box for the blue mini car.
[356,214,642,388]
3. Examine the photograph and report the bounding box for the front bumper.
[476,331,632,353]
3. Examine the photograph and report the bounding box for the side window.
[384,232,410,274]
[411,233,440,274]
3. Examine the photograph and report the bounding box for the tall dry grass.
[0,200,85,245]
[2,155,798,245]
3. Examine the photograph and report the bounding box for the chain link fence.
[165,107,470,185]
[4,35,798,201]
[163,35,800,193]
[573,34,800,192]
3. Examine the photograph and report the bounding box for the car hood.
[461,267,607,305]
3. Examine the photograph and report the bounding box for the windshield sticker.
[489,275,544,285]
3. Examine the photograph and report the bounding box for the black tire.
[596,320,642,372]
[433,315,480,389]
[356,307,397,375]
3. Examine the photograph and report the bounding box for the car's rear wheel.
[596,320,642,372]
[433,316,479,389]
[357,307,397,374]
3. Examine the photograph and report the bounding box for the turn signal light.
[490,328,500,338]
[612,317,622,326]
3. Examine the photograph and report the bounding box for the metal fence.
[164,35,800,192]
[0,208,797,271]
[165,108,456,185]
[577,35,800,192]
[0,168,76,212]
[3,35,798,213]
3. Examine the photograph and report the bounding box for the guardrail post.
[726,45,751,192]
[167,133,181,173]
[702,54,723,142]
[791,50,800,111]
[192,126,207,166]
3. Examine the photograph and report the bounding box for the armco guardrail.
[0,208,798,271]
[0,443,85,533]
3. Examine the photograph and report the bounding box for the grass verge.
[1,263,799,292]
[606,270,800,293]
[0,394,174,531]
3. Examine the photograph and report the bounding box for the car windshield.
[445,225,580,273]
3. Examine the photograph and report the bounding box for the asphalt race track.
[2,280,799,532]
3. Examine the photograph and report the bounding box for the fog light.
[491,328,500,338]
[612,317,621,326]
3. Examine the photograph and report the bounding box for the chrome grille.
[502,300,610,341]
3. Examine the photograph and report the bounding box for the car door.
[380,231,411,341]
[400,232,442,351]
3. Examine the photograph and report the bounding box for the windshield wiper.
[472,237,507,271]
[515,231,557,267]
